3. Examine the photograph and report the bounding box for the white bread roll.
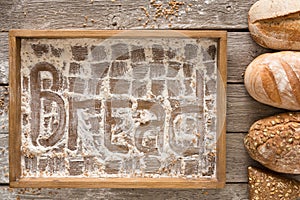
[249,0,300,50]
[244,51,300,110]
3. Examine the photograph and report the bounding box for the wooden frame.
[9,30,227,188]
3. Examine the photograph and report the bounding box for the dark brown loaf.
[248,166,300,200]
[244,51,300,110]
[249,0,300,50]
[244,112,300,174]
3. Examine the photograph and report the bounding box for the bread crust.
[244,113,300,174]
[249,0,300,23]
[248,166,300,200]
[244,51,300,110]
[249,0,300,50]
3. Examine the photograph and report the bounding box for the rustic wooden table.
[0,0,299,199]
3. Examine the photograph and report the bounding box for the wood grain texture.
[1,0,297,197]
[0,32,274,85]
[9,29,227,38]
[0,184,249,200]
[0,86,9,133]
[227,84,285,133]
[1,133,299,192]
[0,133,276,184]
[0,33,9,84]
[8,35,21,183]
[227,32,273,83]
[0,0,256,31]
[0,134,9,184]
[0,84,286,134]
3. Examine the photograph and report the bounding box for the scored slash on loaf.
[248,0,300,50]
[244,51,300,110]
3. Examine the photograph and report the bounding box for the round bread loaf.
[244,51,300,110]
[244,112,300,174]
[248,0,300,50]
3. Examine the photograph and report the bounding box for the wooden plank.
[226,133,260,182]
[0,86,9,133]
[0,33,9,84]
[0,134,9,184]
[8,34,21,184]
[0,32,274,85]
[0,83,287,134]
[0,0,256,31]
[226,133,300,182]
[1,133,299,185]
[227,84,285,133]
[11,178,224,189]
[227,32,273,83]
[0,82,288,134]
[9,29,227,38]
[0,184,248,200]
[216,30,227,188]
[0,133,271,184]
[1,0,297,197]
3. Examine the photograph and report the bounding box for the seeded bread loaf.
[244,112,300,174]
[248,0,300,50]
[248,166,300,200]
[244,51,300,110]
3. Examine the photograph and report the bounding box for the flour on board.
[20,36,218,179]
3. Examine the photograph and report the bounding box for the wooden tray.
[9,30,227,188]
